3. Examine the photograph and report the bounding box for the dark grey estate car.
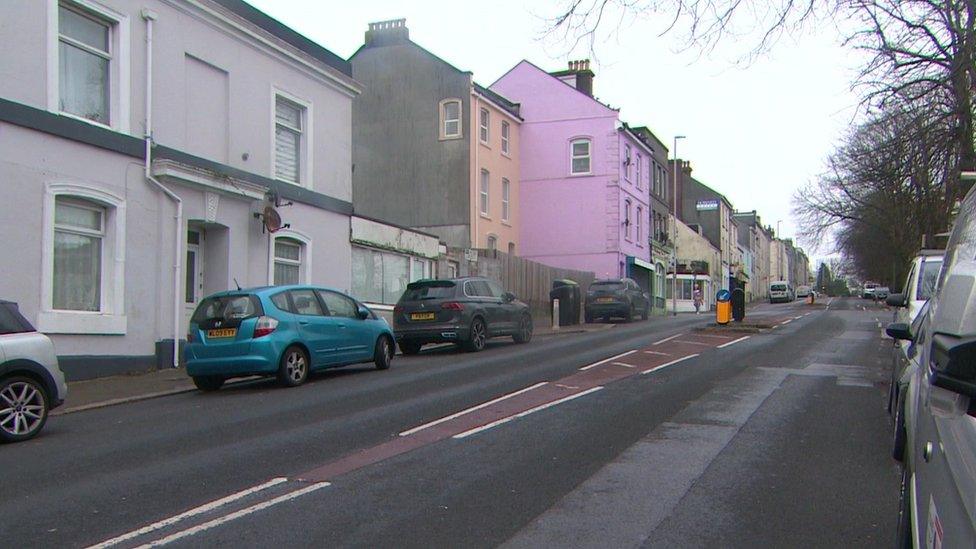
[584,278,650,322]
[393,277,533,354]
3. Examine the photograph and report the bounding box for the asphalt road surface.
[1,297,900,548]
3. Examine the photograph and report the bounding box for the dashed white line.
[399,382,548,436]
[717,336,751,348]
[133,482,330,548]
[611,362,636,368]
[86,478,289,549]
[643,350,671,356]
[780,319,793,326]
[652,333,683,345]
[580,350,638,371]
[641,354,699,375]
[672,339,714,346]
[453,387,604,439]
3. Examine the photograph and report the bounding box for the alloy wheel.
[471,320,487,350]
[286,350,307,383]
[0,381,46,437]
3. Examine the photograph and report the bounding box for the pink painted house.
[491,60,655,290]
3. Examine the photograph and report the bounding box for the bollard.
[552,298,560,330]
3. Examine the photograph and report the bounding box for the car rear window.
[0,302,34,335]
[191,295,263,324]
[402,281,456,301]
[917,259,942,300]
[771,284,786,291]
[592,282,625,291]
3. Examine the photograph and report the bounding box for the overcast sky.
[248,0,863,255]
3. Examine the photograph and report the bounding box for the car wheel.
[0,376,49,443]
[513,314,533,344]
[278,345,310,387]
[892,390,907,462]
[895,465,913,549]
[465,318,488,352]
[192,376,224,392]
[374,336,393,370]
[399,341,422,355]
[623,305,633,323]
[641,304,649,321]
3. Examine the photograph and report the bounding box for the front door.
[184,229,205,330]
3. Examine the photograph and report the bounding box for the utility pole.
[671,135,685,316]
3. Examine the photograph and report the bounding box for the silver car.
[892,188,976,548]
[0,300,68,443]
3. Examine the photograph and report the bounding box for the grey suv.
[889,186,976,548]
[584,278,650,322]
[393,277,533,354]
[0,300,68,443]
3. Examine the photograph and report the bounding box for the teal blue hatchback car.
[185,285,395,391]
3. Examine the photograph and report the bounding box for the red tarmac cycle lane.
[297,330,748,483]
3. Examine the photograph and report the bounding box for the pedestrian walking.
[693,287,703,314]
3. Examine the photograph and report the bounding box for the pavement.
[2,297,899,548]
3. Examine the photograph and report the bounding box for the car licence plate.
[410,312,436,321]
[597,297,614,303]
[207,328,237,338]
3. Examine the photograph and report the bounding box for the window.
[655,264,665,298]
[351,246,411,305]
[410,257,431,282]
[487,235,498,250]
[318,290,358,319]
[624,145,632,180]
[508,242,515,255]
[624,200,632,241]
[59,4,112,125]
[480,169,490,216]
[636,206,643,244]
[271,292,291,312]
[53,197,104,311]
[447,261,459,278]
[464,280,493,297]
[571,139,591,174]
[635,154,642,188]
[273,238,303,285]
[274,95,305,184]
[502,178,510,222]
[479,108,490,143]
[289,289,323,316]
[440,99,461,138]
[501,121,510,154]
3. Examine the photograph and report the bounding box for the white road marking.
[672,339,714,346]
[612,362,636,368]
[780,319,793,325]
[717,336,751,348]
[692,333,736,340]
[579,350,638,371]
[399,382,548,436]
[641,354,699,375]
[133,482,330,548]
[452,387,604,439]
[643,350,672,356]
[793,315,803,320]
[86,478,289,549]
[652,333,683,345]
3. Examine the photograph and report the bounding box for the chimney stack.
[365,18,409,47]
[552,59,595,97]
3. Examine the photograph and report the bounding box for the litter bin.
[550,279,581,326]
[715,289,732,325]
[731,287,745,322]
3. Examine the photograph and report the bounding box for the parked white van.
[768,281,794,303]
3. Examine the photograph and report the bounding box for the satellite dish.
[263,206,282,233]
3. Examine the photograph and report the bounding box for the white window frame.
[636,206,643,245]
[410,257,431,282]
[635,154,642,189]
[501,177,510,222]
[480,169,490,217]
[624,199,632,241]
[479,107,490,145]
[439,98,462,139]
[271,87,313,188]
[501,121,510,155]
[48,0,130,132]
[570,138,592,175]
[267,229,312,286]
[39,183,126,334]
[624,145,632,181]
[486,235,498,250]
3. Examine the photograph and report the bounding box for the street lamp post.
[775,220,783,281]
[671,135,685,316]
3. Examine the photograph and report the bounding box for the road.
[0,297,900,548]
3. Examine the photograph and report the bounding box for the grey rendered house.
[631,126,672,314]
[0,0,360,379]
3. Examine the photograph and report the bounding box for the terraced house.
[491,60,655,291]
[350,19,522,255]
[0,0,360,378]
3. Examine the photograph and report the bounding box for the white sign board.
[696,199,719,211]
